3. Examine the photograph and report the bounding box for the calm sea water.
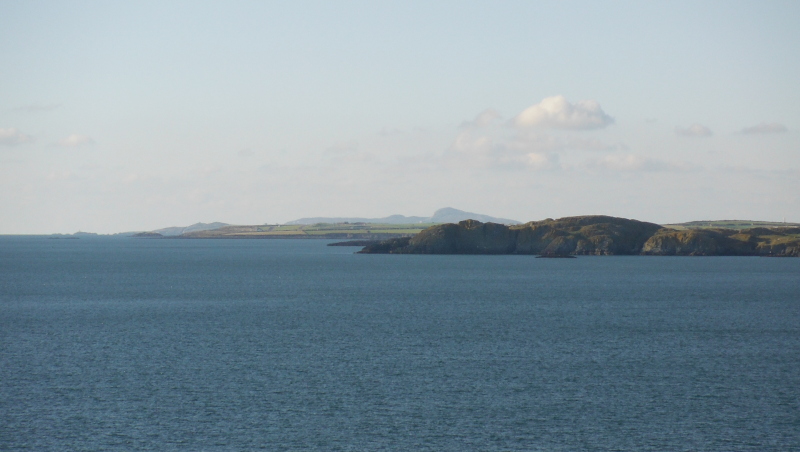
[1,237,799,451]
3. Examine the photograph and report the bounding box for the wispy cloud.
[587,154,691,172]
[445,130,559,171]
[379,127,406,137]
[449,131,493,154]
[509,129,624,153]
[12,103,61,113]
[0,128,33,146]
[57,134,94,147]
[326,140,359,153]
[513,95,614,130]
[324,140,373,164]
[741,122,787,134]
[675,124,712,137]
[524,152,559,170]
[460,108,502,129]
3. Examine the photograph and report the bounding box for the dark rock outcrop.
[358,237,411,254]
[132,231,163,238]
[327,240,381,247]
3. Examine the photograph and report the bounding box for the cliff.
[513,216,663,255]
[358,216,800,256]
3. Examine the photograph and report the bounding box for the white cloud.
[0,128,33,146]
[675,124,712,137]
[57,134,94,147]
[513,95,614,130]
[461,108,502,129]
[741,122,787,134]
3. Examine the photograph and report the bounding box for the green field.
[180,222,439,238]
[664,220,800,230]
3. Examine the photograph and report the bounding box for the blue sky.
[1,0,798,233]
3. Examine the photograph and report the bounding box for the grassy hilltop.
[664,220,800,230]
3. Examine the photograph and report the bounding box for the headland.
[357,216,800,257]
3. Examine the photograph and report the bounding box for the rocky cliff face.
[513,216,663,255]
[358,216,800,256]
[402,219,518,254]
[360,216,662,255]
[641,229,755,256]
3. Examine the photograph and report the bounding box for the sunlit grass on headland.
[664,220,800,230]
[178,222,440,239]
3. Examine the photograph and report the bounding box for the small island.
[535,253,576,258]
[357,216,800,257]
[132,232,164,238]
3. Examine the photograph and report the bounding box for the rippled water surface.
[1,237,799,450]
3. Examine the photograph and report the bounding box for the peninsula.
[357,216,800,257]
[131,208,518,240]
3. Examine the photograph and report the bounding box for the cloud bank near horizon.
[57,134,94,147]
[675,124,712,137]
[0,128,33,146]
[741,123,787,134]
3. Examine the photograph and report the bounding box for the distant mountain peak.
[286,208,519,226]
[433,207,458,214]
[429,207,520,225]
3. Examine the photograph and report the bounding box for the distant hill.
[177,222,436,239]
[429,207,520,225]
[286,207,520,226]
[285,214,428,225]
[152,222,228,236]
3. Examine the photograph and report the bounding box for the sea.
[1,236,799,451]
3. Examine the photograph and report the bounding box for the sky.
[1,0,799,233]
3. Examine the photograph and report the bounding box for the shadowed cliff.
[358,216,800,256]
